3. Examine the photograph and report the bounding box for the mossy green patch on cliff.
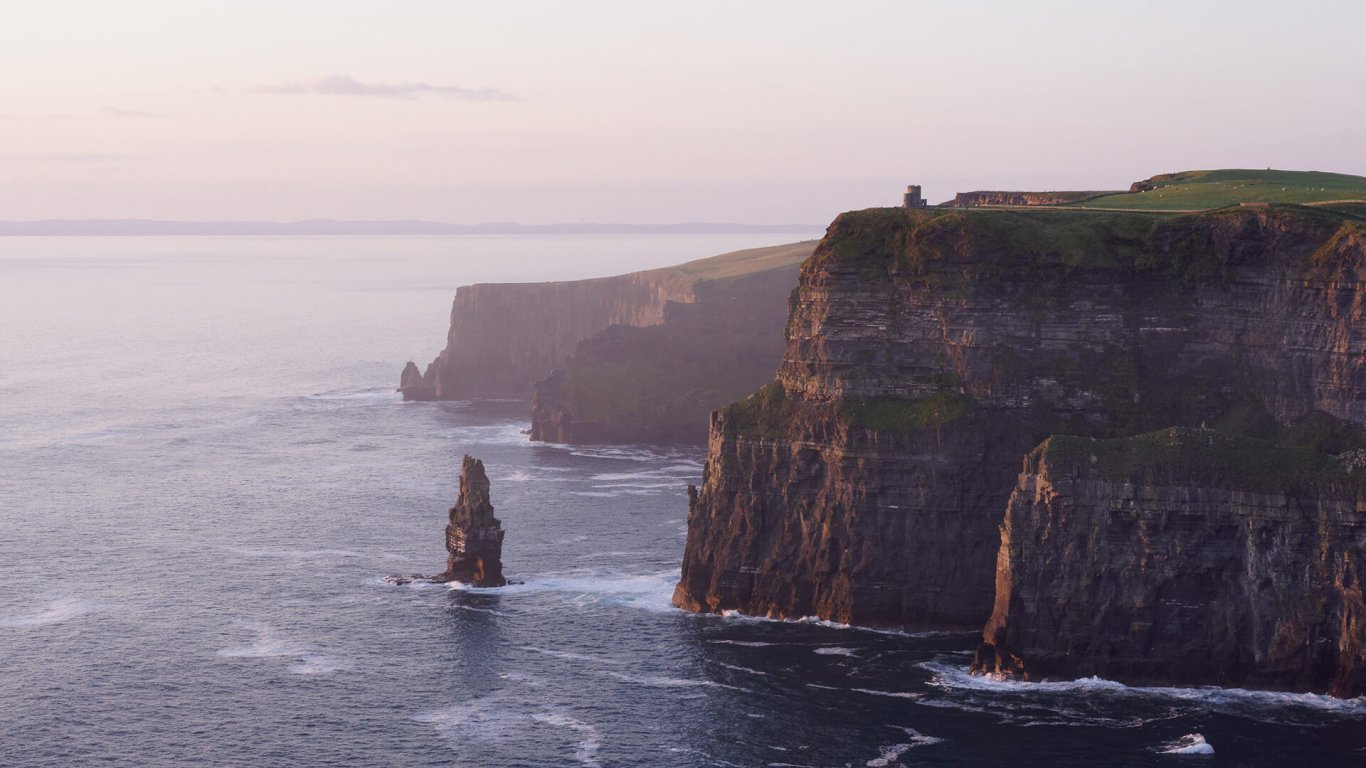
[1040,427,1363,495]
[720,381,799,439]
[839,392,977,433]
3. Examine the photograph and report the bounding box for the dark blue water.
[2,235,1364,767]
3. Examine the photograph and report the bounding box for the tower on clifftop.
[903,184,927,208]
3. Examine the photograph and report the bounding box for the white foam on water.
[500,470,533,482]
[416,700,603,768]
[717,662,770,677]
[851,688,922,700]
[301,388,402,407]
[519,646,627,666]
[708,639,783,647]
[866,727,943,766]
[922,661,1366,720]
[455,570,680,613]
[0,597,102,628]
[1159,734,1215,755]
[498,671,545,688]
[452,603,507,616]
[530,712,602,768]
[216,623,350,676]
[590,471,665,482]
[601,670,750,693]
[814,646,858,657]
[446,422,532,447]
[712,610,967,639]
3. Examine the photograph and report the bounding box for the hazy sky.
[3,1,1363,223]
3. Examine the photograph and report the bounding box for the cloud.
[248,75,516,101]
[103,107,161,118]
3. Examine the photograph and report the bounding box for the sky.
[2,0,1363,224]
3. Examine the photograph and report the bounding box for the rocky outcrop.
[674,205,1366,633]
[973,429,1366,697]
[441,455,506,587]
[945,190,1115,207]
[529,250,806,443]
[401,242,812,405]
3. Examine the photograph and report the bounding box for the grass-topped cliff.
[528,240,815,443]
[811,204,1364,285]
[1077,168,1366,211]
[677,187,1366,651]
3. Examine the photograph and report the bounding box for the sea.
[1,234,1364,767]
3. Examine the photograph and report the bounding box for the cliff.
[529,251,805,443]
[973,429,1366,697]
[400,269,696,401]
[404,240,812,444]
[442,455,506,587]
[674,204,1366,633]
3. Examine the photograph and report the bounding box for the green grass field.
[1075,169,1366,211]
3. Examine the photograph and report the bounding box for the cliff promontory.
[403,241,812,444]
[973,429,1365,697]
[674,204,1366,644]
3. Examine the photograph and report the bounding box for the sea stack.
[441,455,507,587]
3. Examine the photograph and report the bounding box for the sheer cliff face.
[529,263,802,444]
[975,431,1365,698]
[674,206,1366,631]
[406,272,696,400]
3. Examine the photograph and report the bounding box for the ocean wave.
[519,646,626,666]
[866,727,943,767]
[813,646,858,657]
[0,597,102,628]
[301,388,402,406]
[921,661,1366,725]
[716,662,770,677]
[1159,733,1214,755]
[713,610,970,639]
[444,422,531,447]
[416,699,602,768]
[851,688,921,700]
[600,670,750,693]
[451,570,679,613]
[216,622,351,675]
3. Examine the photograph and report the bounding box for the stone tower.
[903,185,927,208]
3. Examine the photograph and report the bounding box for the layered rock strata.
[530,255,803,444]
[441,455,506,587]
[973,429,1365,697]
[674,205,1366,634]
[401,241,811,405]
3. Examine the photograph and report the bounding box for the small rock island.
[440,455,507,587]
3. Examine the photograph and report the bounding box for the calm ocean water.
[1,234,1363,767]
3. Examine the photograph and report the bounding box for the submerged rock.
[441,455,507,587]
